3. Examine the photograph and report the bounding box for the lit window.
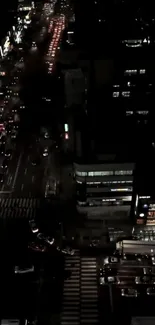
[122,91,130,97]
[111,188,133,192]
[126,111,133,116]
[113,85,120,88]
[113,92,119,98]
[136,111,149,115]
[139,69,146,74]
[124,69,137,75]
[115,170,133,175]
[76,171,87,176]
[88,171,113,176]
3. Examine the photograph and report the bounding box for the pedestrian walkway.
[61,250,80,325]
[80,257,99,325]
[61,252,99,325]
[0,197,40,219]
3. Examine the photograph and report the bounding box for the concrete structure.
[74,161,135,219]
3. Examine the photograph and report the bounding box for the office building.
[74,157,135,219]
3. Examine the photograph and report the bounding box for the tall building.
[74,143,135,221]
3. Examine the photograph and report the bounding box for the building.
[64,68,85,108]
[74,160,135,219]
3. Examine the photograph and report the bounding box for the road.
[0,136,49,198]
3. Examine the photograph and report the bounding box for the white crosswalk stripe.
[61,250,80,325]
[61,252,99,325]
[0,198,40,219]
[80,257,99,325]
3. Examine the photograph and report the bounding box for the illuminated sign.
[64,123,68,132]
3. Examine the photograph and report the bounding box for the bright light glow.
[124,69,137,75]
[0,46,3,57]
[64,123,68,132]
[111,188,132,192]
[113,92,119,98]
[139,69,146,74]
[65,133,69,139]
[139,213,144,217]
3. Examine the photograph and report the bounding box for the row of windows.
[124,69,146,75]
[113,89,151,98]
[126,110,149,116]
[77,199,132,207]
[76,170,133,177]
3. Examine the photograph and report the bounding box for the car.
[5,149,12,158]
[143,267,152,275]
[135,276,150,284]
[103,256,119,265]
[100,277,106,285]
[14,265,34,274]
[1,159,8,169]
[152,256,155,265]
[28,242,46,252]
[37,233,55,245]
[29,220,39,233]
[57,246,75,255]
[146,287,155,296]
[43,147,49,157]
[100,276,120,285]
[0,173,4,183]
[121,288,138,297]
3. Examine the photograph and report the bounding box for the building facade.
[74,161,135,219]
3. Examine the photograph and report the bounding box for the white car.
[29,220,39,233]
[57,246,75,255]
[37,233,55,245]
[14,265,34,274]
[103,256,119,265]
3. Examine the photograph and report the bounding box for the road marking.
[7,175,12,186]
[12,152,23,189]
[32,175,34,183]
[0,191,12,194]
[21,183,24,191]
[24,168,27,175]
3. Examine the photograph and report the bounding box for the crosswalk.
[61,251,99,325]
[81,257,99,325]
[0,198,40,219]
[61,250,80,325]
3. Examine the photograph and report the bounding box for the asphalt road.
[0,137,48,198]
